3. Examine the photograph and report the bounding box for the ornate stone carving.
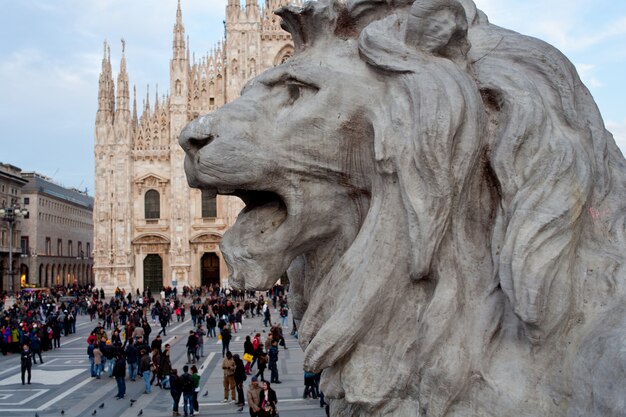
[179,1,626,416]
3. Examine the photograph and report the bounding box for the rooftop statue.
[179,0,626,415]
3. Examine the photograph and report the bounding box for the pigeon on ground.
[138,410,143,416]
[99,402,105,408]
[130,399,137,403]
[92,411,97,416]
[61,411,65,415]
[35,413,39,417]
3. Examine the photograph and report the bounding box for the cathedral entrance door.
[201,252,220,287]
[143,254,163,292]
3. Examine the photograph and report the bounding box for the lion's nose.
[179,115,215,155]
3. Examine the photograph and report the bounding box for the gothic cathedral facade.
[93,0,297,294]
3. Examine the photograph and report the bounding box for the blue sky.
[1,0,625,192]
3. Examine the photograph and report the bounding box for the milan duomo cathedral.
[94,0,297,294]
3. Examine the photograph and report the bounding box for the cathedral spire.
[116,38,130,113]
[97,40,115,121]
[132,84,138,125]
[172,0,186,61]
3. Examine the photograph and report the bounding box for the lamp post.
[0,206,29,296]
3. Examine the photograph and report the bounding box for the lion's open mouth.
[216,188,292,289]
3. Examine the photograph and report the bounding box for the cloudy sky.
[1,0,625,192]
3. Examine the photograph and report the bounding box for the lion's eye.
[283,80,317,105]
[287,83,301,104]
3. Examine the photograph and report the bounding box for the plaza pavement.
[0,303,326,417]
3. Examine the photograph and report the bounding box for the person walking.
[222,351,237,403]
[20,344,33,385]
[207,313,217,338]
[170,369,182,416]
[247,376,263,417]
[93,343,103,379]
[303,370,318,399]
[234,354,247,411]
[160,344,173,389]
[125,340,139,381]
[220,326,232,358]
[113,352,126,399]
[268,340,281,384]
[181,365,195,417]
[255,349,268,382]
[195,325,205,358]
[244,335,254,375]
[150,347,162,388]
[259,380,278,417]
[139,348,152,394]
[191,365,200,414]
[87,339,96,377]
[30,333,43,364]
[186,330,198,364]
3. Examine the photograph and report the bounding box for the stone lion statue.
[179,0,626,415]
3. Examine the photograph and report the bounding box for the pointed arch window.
[145,189,160,219]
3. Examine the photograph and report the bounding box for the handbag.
[243,353,253,362]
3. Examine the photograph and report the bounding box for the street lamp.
[0,206,29,296]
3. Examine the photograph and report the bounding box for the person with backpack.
[180,365,195,416]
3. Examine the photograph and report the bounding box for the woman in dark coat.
[243,335,254,375]
[259,380,278,417]
[233,354,247,410]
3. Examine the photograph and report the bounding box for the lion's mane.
[279,0,626,416]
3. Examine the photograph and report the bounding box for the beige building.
[20,172,94,288]
[94,0,297,294]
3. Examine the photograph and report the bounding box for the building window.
[201,190,217,218]
[68,240,73,257]
[86,242,91,257]
[46,237,51,255]
[78,241,82,257]
[20,236,28,255]
[23,197,29,205]
[57,239,63,256]
[145,189,160,219]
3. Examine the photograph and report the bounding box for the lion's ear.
[405,0,470,63]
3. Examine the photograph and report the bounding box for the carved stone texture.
[179,0,626,416]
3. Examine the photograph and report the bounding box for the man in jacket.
[246,376,263,417]
[222,351,236,403]
[268,340,281,384]
[186,330,198,364]
[180,365,195,417]
[113,352,126,399]
[125,340,139,381]
[139,348,152,394]
[20,343,33,385]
